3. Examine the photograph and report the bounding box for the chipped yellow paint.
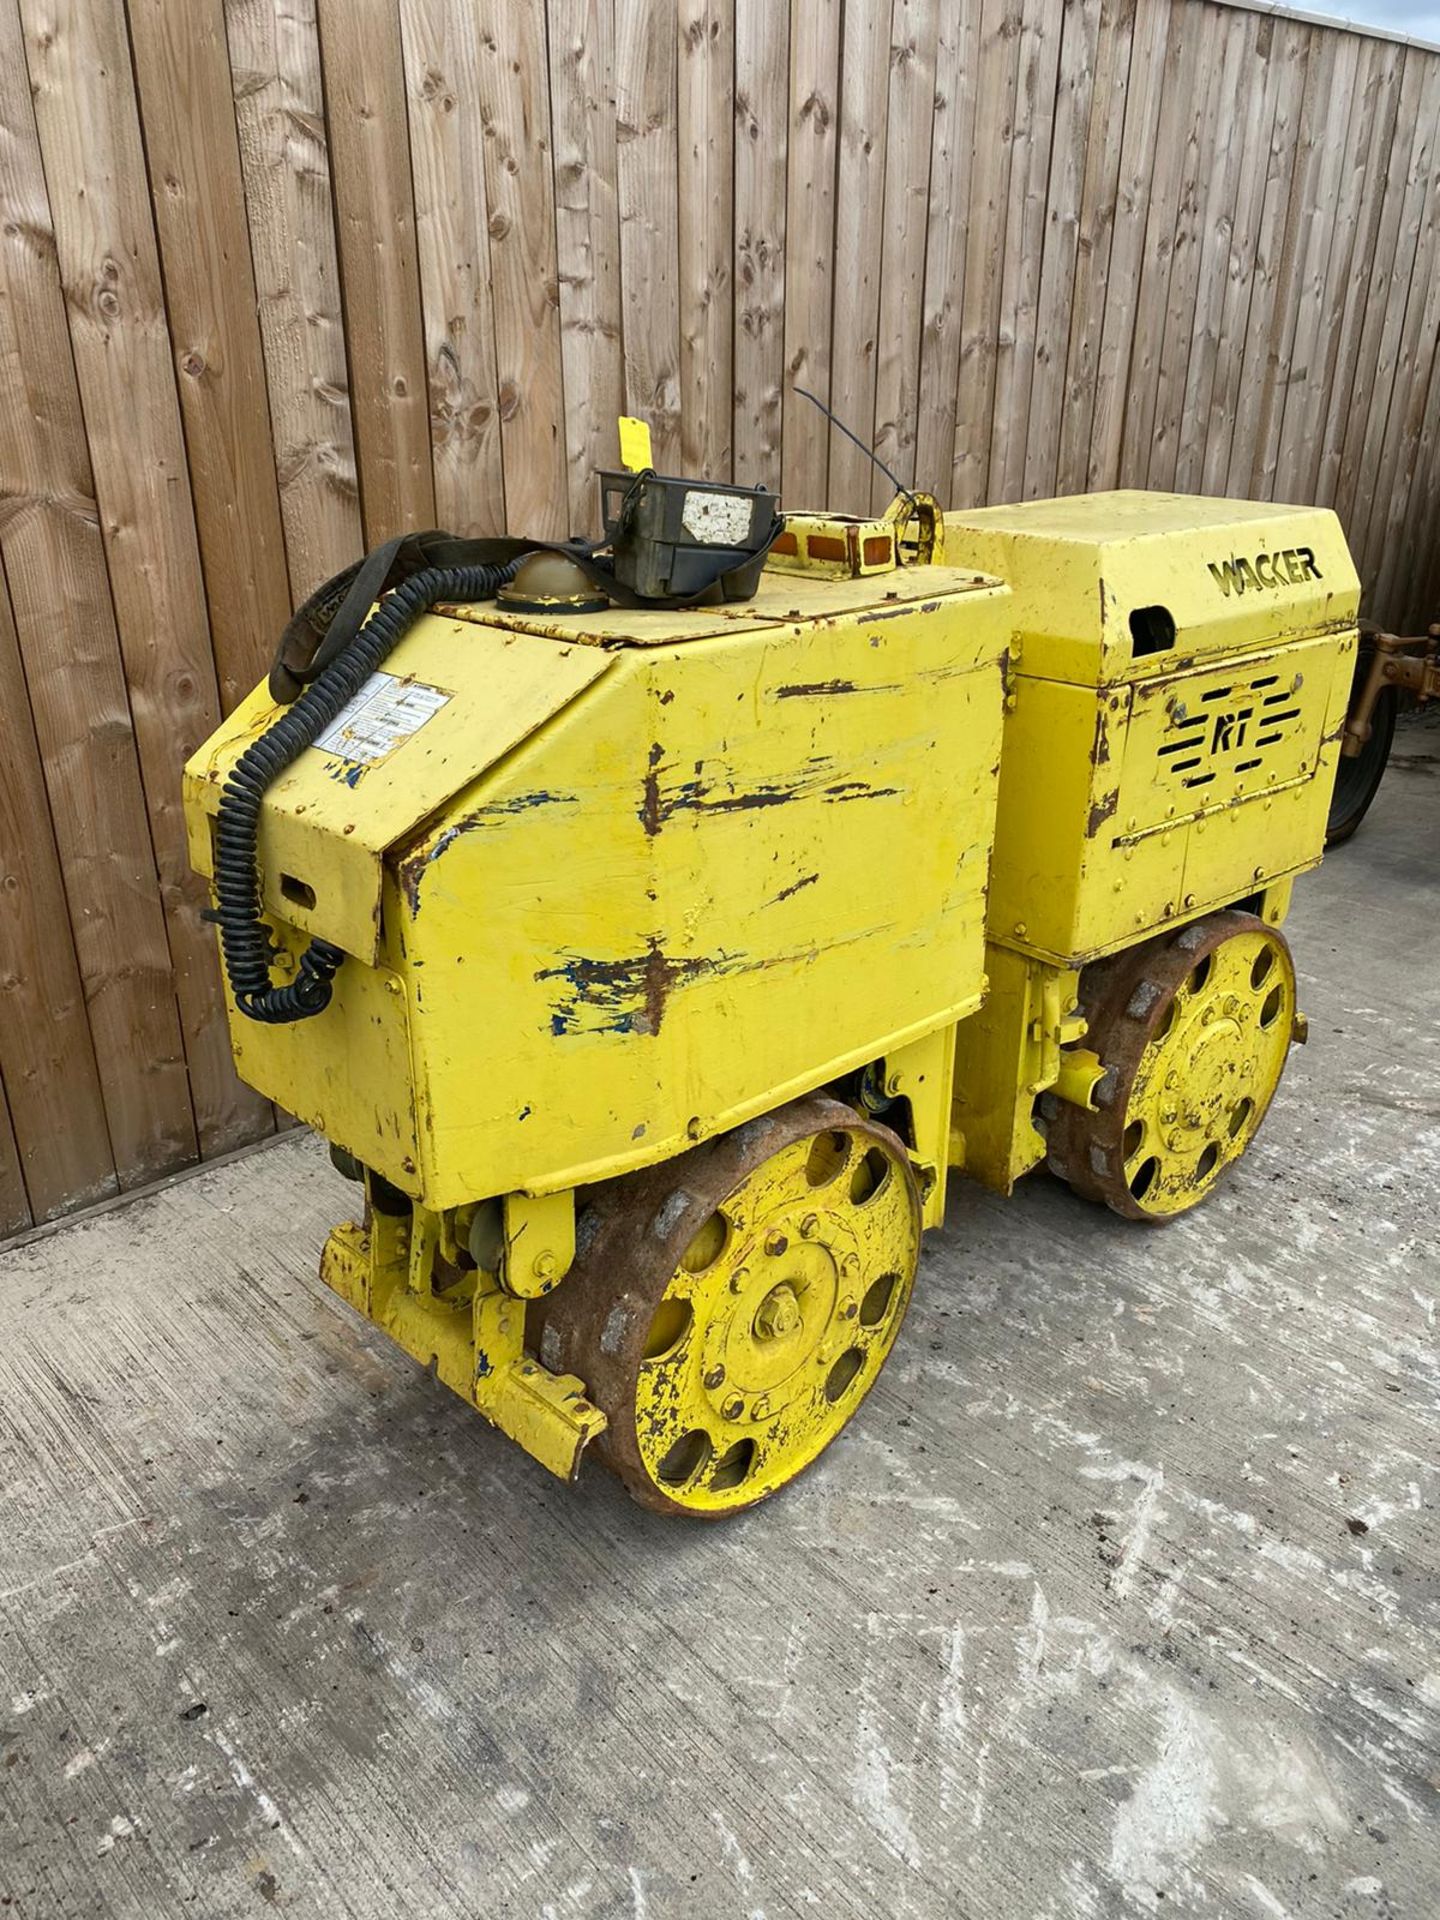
[942,492,1359,967]
[500,1190,575,1300]
[184,626,609,965]
[184,567,1009,1217]
[952,947,1084,1193]
[626,1123,920,1515]
[321,1210,607,1481]
[1119,923,1297,1218]
[184,486,1363,1496]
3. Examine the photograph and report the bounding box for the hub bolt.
[703,1364,725,1390]
[765,1229,789,1257]
[753,1283,801,1341]
[722,1394,744,1421]
[800,1213,820,1240]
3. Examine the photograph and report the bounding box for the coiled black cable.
[214,560,517,1024]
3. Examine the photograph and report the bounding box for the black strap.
[268,522,785,704]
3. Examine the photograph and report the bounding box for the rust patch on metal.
[536,943,738,1038]
[823,780,900,803]
[1087,788,1120,838]
[642,754,901,828]
[641,742,664,837]
[774,678,861,697]
[398,790,575,916]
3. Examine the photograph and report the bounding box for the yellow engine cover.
[185,566,1010,1210]
[942,492,1361,964]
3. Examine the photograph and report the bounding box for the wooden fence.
[2,0,1439,1235]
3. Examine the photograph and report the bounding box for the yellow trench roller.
[185,475,1359,1516]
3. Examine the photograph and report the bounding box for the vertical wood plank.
[914,0,984,500]
[0,1076,29,1240]
[951,0,1023,509]
[1274,34,1377,506]
[1312,38,1404,511]
[1053,0,1135,496]
[1330,49,1425,546]
[547,0,624,535]
[1170,11,1255,493]
[1118,0,1209,486]
[990,0,1063,503]
[827,0,892,510]
[0,0,194,1187]
[1396,329,1440,628]
[1246,27,1340,501]
[871,0,939,510]
[225,0,364,599]
[125,0,292,709]
[1360,57,1440,611]
[679,0,734,481]
[474,0,569,537]
[19,0,272,1166]
[398,0,506,536]
[733,0,787,490]
[779,3,840,507]
[316,0,435,542]
[0,567,116,1221]
[1023,0,1100,500]
[1222,19,1310,496]
[615,0,681,473]
[1198,10,1287,497]
[1086,0,1168,488]
[1155,6,1247,493]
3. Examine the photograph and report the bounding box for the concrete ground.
[2,726,1437,1920]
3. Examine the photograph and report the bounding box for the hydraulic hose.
[213,559,517,1024]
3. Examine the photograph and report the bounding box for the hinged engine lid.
[943,491,1360,687]
[185,619,612,964]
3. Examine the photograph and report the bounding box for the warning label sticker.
[314,671,451,766]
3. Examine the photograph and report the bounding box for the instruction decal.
[315,671,451,766]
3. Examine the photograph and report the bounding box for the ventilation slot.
[1129,606,1176,656]
[1183,772,1216,789]
[1235,757,1262,773]
[1200,684,1233,703]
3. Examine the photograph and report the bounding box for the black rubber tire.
[1327,644,1397,845]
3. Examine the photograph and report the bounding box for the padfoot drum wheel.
[537,1095,921,1517]
[1046,911,1298,1224]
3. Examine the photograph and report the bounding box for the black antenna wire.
[792,386,917,504]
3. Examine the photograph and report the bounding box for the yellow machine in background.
[184,436,1359,1518]
[942,493,1358,1219]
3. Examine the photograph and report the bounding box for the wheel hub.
[709,1207,847,1411]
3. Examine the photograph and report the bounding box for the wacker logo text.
[1207,548,1322,595]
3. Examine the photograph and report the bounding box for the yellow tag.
[618,416,653,473]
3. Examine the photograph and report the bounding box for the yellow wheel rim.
[632,1122,920,1513]
[1120,925,1295,1218]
